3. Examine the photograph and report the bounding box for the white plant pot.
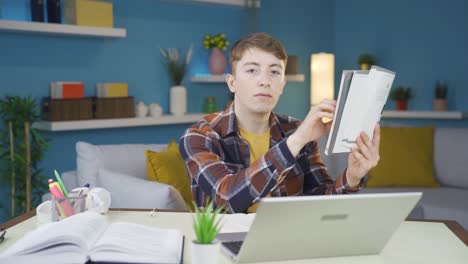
[170,85,187,116]
[190,240,220,264]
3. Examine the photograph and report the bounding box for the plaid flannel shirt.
[179,103,362,213]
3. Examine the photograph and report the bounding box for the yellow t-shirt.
[239,127,271,213]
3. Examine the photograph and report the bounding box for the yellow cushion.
[367,126,440,188]
[146,140,193,209]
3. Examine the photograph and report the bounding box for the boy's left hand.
[346,123,381,187]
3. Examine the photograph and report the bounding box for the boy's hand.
[287,99,335,156]
[346,123,381,187]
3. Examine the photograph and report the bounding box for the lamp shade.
[310,53,335,106]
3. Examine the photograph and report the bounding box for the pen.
[54,170,69,197]
[0,229,6,243]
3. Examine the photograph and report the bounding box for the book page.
[325,71,354,155]
[1,211,107,260]
[89,222,183,264]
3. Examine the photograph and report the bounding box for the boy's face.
[227,47,286,115]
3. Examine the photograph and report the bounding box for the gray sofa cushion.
[361,187,468,229]
[98,168,187,210]
[76,141,167,187]
[434,128,468,188]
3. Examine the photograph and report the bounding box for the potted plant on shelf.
[160,46,193,116]
[204,33,229,75]
[191,200,223,264]
[434,81,448,112]
[390,86,413,111]
[358,53,376,70]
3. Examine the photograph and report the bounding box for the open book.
[325,66,396,155]
[0,211,184,264]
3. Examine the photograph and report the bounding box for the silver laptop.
[218,192,422,263]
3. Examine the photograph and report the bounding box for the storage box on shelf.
[41,96,135,121]
[41,97,93,121]
[94,96,135,119]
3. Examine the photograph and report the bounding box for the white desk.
[1,210,467,263]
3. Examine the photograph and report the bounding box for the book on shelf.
[30,0,45,22]
[50,81,85,99]
[325,66,396,155]
[64,0,114,28]
[46,0,61,23]
[0,211,184,264]
[96,82,128,98]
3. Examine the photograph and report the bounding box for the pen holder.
[51,195,87,221]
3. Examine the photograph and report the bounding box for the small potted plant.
[160,46,193,116]
[358,53,376,70]
[390,86,413,111]
[204,33,229,75]
[434,81,448,111]
[191,200,223,264]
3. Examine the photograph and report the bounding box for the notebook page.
[90,222,183,263]
[333,71,371,153]
[1,211,107,258]
[325,71,354,155]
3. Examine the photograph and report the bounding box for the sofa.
[43,141,187,211]
[44,128,468,229]
[318,127,468,230]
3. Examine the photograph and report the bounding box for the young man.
[179,33,380,213]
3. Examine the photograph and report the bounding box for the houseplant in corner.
[390,86,413,111]
[0,96,49,219]
[358,53,376,70]
[191,200,223,264]
[434,81,448,111]
[160,46,193,116]
[204,33,229,75]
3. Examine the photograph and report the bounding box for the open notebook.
[325,66,396,155]
[0,211,184,264]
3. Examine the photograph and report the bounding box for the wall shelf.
[191,74,305,83]
[32,113,205,131]
[381,111,468,120]
[176,0,260,8]
[0,20,126,38]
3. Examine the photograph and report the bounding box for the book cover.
[50,82,85,99]
[30,0,44,22]
[325,66,395,155]
[97,83,128,98]
[64,0,113,28]
[46,0,61,23]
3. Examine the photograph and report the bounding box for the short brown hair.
[229,32,288,73]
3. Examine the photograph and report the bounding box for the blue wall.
[334,0,468,127]
[259,0,334,119]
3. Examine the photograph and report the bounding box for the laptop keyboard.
[222,241,244,255]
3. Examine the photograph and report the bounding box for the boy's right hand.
[287,99,336,156]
